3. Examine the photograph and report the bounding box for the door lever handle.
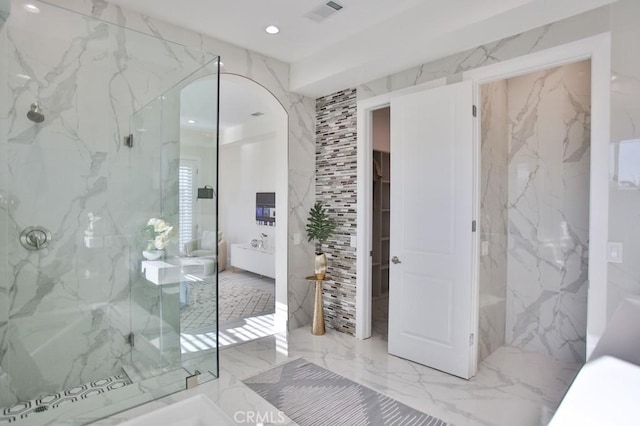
[391,256,401,264]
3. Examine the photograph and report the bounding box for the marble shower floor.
[1,370,132,424]
[98,327,582,426]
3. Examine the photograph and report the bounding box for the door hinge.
[472,105,477,117]
[370,250,373,257]
[126,332,135,347]
[469,333,474,345]
[186,369,202,389]
[472,220,477,232]
[124,134,133,148]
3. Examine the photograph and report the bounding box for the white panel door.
[388,81,474,379]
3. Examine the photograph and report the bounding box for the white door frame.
[355,33,611,361]
[463,33,611,361]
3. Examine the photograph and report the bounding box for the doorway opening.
[178,74,288,352]
[371,107,391,338]
[356,34,610,381]
[477,59,592,366]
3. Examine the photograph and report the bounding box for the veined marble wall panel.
[42,0,317,331]
[354,3,640,360]
[0,0,214,406]
[505,61,591,363]
[608,0,640,320]
[3,5,114,405]
[479,81,508,362]
[358,1,640,340]
[0,13,9,405]
[358,7,610,101]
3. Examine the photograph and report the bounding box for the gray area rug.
[243,358,447,426]
[181,270,275,331]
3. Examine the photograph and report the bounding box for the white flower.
[146,217,172,250]
[154,235,167,250]
[154,219,170,233]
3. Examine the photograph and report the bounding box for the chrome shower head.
[27,103,44,123]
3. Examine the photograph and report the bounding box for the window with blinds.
[178,161,197,252]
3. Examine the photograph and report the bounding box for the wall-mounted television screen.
[256,192,276,226]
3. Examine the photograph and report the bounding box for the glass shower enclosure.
[0,0,219,423]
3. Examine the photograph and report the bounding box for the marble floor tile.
[97,327,580,426]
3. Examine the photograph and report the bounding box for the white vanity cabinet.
[230,243,275,279]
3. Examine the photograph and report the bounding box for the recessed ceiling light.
[187,120,196,124]
[24,4,40,13]
[611,75,618,81]
[265,25,280,35]
[16,73,31,80]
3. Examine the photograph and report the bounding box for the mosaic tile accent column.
[315,89,357,335]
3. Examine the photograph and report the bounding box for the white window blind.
[178,160,197,252]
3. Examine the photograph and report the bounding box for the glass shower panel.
[129,95,183,379]
[130,63,220,386]
[0,0,219,423]
[171,68,219,381]
[2,1,115,411]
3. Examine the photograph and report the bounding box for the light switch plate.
[481,241,489,256]
[607,242,623,263]
[293,233,301,245]
[350,236,357,248]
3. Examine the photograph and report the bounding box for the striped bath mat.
[242,358,447,426]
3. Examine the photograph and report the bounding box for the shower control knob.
[20,226,52,251]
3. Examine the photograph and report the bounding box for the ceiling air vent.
[305,1,344,23]
[251,112,264,117]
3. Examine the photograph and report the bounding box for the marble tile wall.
[36,0,317,333]
[505,61,591,363]
[0,1,9,407]
[315,89,357,335]
[0,0,215,407]
[608,0,640,321]
[358,1,640,339]
[0,0,317,409]
[358,7,610,102]
[355,2,640,357]
[479,81,508,362]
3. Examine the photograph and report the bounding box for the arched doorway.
[216,74,289,345]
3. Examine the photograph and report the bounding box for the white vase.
[142,250,164,261]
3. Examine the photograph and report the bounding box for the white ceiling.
[108,0,616,97]
[180,77,275,133]
[180,75,280,148]
[106,0,428,63]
